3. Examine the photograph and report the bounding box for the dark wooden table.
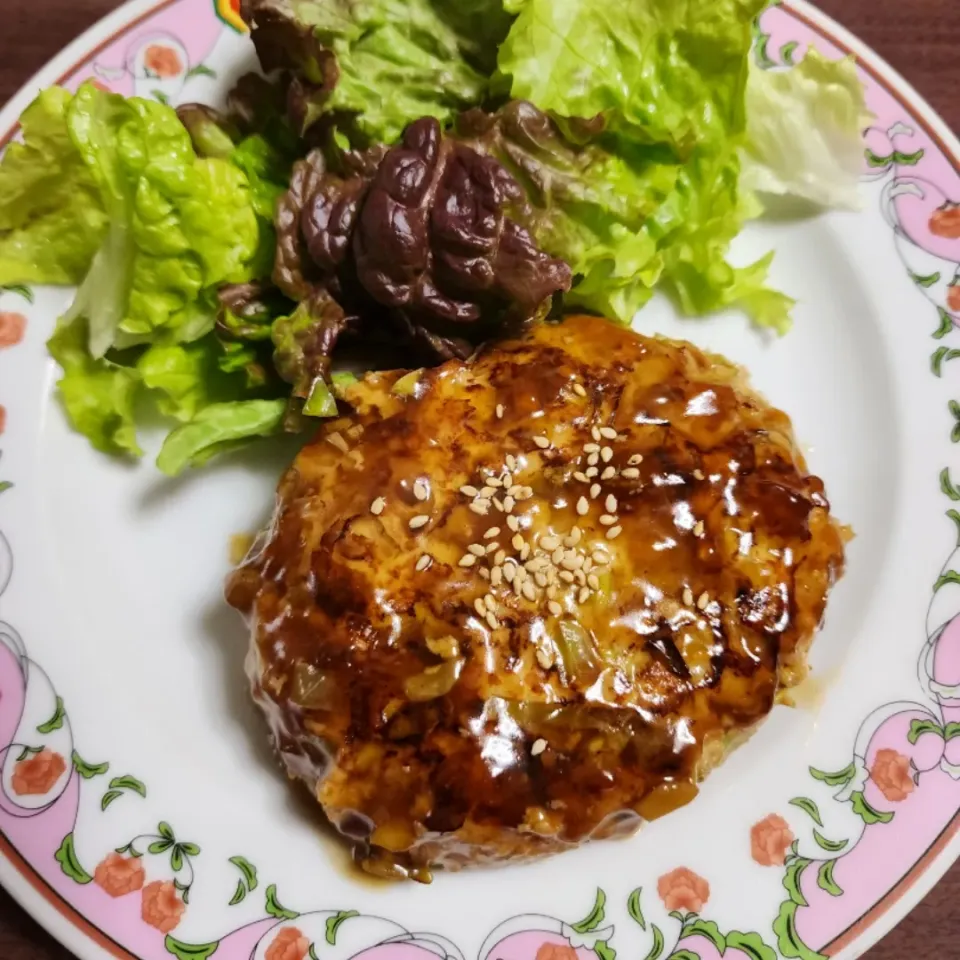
[2,0,960,957]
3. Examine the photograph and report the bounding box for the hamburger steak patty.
[226,314,845,881]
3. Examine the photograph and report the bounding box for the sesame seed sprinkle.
[485,527,501,539]
[371,497,386,515]
[414,480,429,501]
[697,591,710,610]
[540,536,560,551]
[479,486,496,499]
[459,554,477,567]
[577,496,590,516]
[460,485,478,497]
[552,546,565,565]
[523,581,538,602]
[606,494,618,513]
[584,443,600,454]
[587,452,599,466]
[410,515,430,529]
[591,426,602,442]
[493,497,505,512]
[592,550,610,565]
[628,454,643,465]
[588,574,600,590]
[601,466,617,480]
[506,454,517,471]
[573,383,587,397]
[502,472,513,488]
[573,471,590,483]
[491,566,503,586]
[578,586,591,604]
[606,525,622,540]
[474,598,487,616]
[416,554,432,571]
[600,514,617,526]
[495,549,507,565]
[548,600,563,616]
[567,526,582,545]
[531,738,547,756]
[559,570,575,583]
[469,502,489,516]
[512,533,525,551]
[586,467,599,479]
[506,516,520,533]
[694,521,705,536]
[485,594,497,612]
[590,483,601,499]
[534,435,551,449]
[468,543,486,556]
[496,403,504,419]
[621,468,640,479]
[683,586,694,606]
[503,495,516,513]
[479,568,490,579]
[599,426,618,440]
[600,446,614,462]
[520,542,531,560]
[327,432,349,452]
[504,565,516,583]
[536,647,554,669]
[486,610,499,630]
[693,469,705,480]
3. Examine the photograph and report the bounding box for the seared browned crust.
[226,315,845,879]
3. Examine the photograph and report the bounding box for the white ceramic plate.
[3,2,960,959]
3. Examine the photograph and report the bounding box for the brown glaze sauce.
[227,315,845,880]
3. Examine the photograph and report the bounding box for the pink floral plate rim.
[3,2,960,960]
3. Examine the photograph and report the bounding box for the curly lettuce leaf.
[741,50,872,209]
[47,320,142,457]
[498,0,765,156]
[0,88,107,285]
[242,0,511,142]
[156,399,287,475]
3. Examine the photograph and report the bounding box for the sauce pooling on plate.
[227,315,845,880]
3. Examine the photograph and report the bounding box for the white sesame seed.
[487,477,503,489]
[697,591,710,610]
[520,542,531,560]
[371,497,386,515]
[474,597,486,616]
[531,738,547,756]
[535,571,548,588]
[468,543,486,557]
[503,495,516,513]
[585,467,599,479]
[479,486,496,499]
[606,525,622,540]
[485,593,497,612]
[605,494,618,513]
[628,454,643,466]
[578,586,591,604]
[563,552,585,571]
[592,550,610,565]
[577,496,589,516]
[504,485,520,498]
[551,547,565,565]
[583,557,594,573]
[600,446,613,463]
[683,587,694,606]
[506,515,520,533]
[573,471,589,484]
[410,515,430,530]
[584,443,600,454]
[548,600,563,616]
[495,549,507,565]
[493,497,505,512]
[416,554,432,571]
[533,436,550,449]
[486,610,499,630]
[601,466,617,480]
[496,403,504,419]
[479,568,490,580]
[590,483,601,499]
[502,472,513,489]
[536,647,554,669]
[460,554,477,567]
[587,574,600,590]
[519,487,534,500]
[491,566,503,586]
[526,557,546,572]
[504,565,516,583]
[621,468,640,479]
[693,469,705,480]
[414,480,429,501]
[573,383,587,398]
[547,584,558,599]
[591,426,601,441]
[540,536,560,551]
[469,501,489,516]
[460,485,478,497]
[599,426,618,440]
[694,521,705,537]
[506,454,517,471]
[522,581,538,602]
[484,527,500,540]
[326,431,349,452]
[574,568,587,585]
[587,452,599,467]
[567,526,582,546]
[559,570,575,583]
[514,566,528,585]
[512,533,525,551]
